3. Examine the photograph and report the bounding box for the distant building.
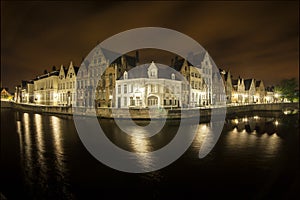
[222,70,233,104]
[20,80,34,103]
[265,86,275,103]
[232,77,245,103]
[1,88,13,100]
[255,80,265,103]
[244,79,256,103]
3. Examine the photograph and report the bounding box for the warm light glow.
[51,116,63,158]
[242,117,248,122]
[274,120,279,126]
[34,113,45,154]
[130,135,152,169]
[24,113,31,157]
[283,110,291,115]
[233,119,239,124]
[274,93,279,98]
[193,123,211,150]
[36,94,41,102]
[53,92,58,99]
[254,116,259,119]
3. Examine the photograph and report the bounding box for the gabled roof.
[112,55,137,67]
[188,51,206,67]
[171,58,185,71]
[244,79,253,90]
[219,69,231,82]
[170,58,194,72]
[100,47,122,61]
[232,79,238,86]
[255,80,261,88]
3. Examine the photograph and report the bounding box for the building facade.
[255,80,265,103]
[232,78,245,103]
[57,62,79,106]
[33,71,59,105]
[115,62,186,108]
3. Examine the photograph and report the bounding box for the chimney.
[121,55,126,67]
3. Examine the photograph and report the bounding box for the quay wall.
[2,101,298,120]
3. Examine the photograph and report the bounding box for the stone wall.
[5,101,299,120]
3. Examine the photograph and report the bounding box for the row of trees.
[275,78,299,102]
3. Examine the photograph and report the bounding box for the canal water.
[1,108,299,199]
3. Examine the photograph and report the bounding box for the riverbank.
[1,100,298,120]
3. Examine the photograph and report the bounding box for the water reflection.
[191,114,286,162]
[193,123,210,150]
[51,116,63,162]
[15,112,73,199]
[130,136,153,169]
[222,115,282,160]
[9,110,297,199]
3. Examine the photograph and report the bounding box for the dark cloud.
[1,1,299,91]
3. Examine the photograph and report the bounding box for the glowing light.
[234,119,239,124]
[254,116,259,119]
[53,92,58,99]
[274,120,279,126]
[36,94,41,102]
[274,93,279,98]
[242,117,248,122]
[283,110,291,115]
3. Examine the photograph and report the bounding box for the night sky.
[1,1,299,91]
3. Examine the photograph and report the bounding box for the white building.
[115,62,187,108]
[33,71,59,105]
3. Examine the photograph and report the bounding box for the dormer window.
[148,61,158,79]
[171,73,175,80]
[124,71,128,80]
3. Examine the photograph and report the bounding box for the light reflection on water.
[130,136,153,171]
[15,112,73,199]
[5,110,298,199]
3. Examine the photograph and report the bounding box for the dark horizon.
[1,1,299,91]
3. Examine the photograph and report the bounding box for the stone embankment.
[1,100,298,120]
